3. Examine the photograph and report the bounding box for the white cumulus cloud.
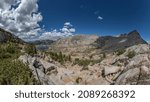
[40,22,76,40]
[0,0,43,40]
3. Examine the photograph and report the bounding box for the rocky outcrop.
[19,54,60,85]
[101,44,150,85]
[95,30,147,52]
[115,53,150,85]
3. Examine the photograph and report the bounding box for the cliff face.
[95,30,147,52]
[0,28,25,44]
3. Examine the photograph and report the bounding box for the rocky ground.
[19,44,150,85]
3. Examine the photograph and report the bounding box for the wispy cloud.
[94,10,103,21]
[94,10,99,15]
[97,16,103,20]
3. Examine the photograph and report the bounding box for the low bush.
[116,49,126,56]
[73,58,102,67]
[127,50,136,58]
[75,77,82,84]
[24,44,37,56]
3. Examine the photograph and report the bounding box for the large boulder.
[115,53,150,85]
[115,68,140,85]
[18,54,59,85]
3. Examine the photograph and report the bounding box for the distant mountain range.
[0,27,148,51]
[29,39,55,45]
[0,27,148,52]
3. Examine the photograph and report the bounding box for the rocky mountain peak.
[96,30,147,52]
[128,30,139,35]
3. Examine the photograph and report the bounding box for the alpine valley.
[0,28,150,85]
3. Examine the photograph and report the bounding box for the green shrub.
[76,77,82,84]
[102,53,106,58]
[0,59,37,85]
[6,42,19,54]
[24,44,37,56]
[127,50,136,58]
[73,58,102,67]
[68,55,72,61]
[0,42,20,59]
[0,52,11,59]
[73,59,90,67]
[116,49,126,56]
[47,51,72,64]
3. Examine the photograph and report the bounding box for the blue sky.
[0,0,149,42]
[38,0,150,41]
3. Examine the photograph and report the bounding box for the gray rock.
[115,68,140,85]
[19,54,59,85]
[104,66,122,76]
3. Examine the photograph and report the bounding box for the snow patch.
[119,39,127,43]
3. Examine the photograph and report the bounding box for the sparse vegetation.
[73,58,91,66]
[102,53,106,58]
[46,51,72,64]
[0,59,37,85]
[127,50,136,58]
[0,42,21,59]
[24,44,37,56]
[73,58,102,67]
[116,49,126,56]
[81,66,89,71]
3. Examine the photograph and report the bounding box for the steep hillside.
[95,30,147,52]
[0,28,25,44]
[0,28,37,85]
